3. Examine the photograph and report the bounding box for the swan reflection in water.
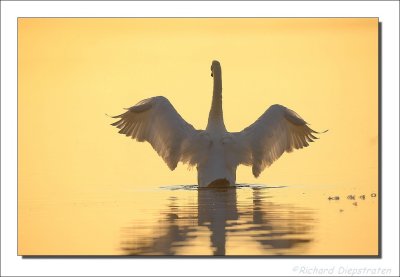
[121,186,315,255]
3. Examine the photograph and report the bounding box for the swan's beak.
[211,72,213,77]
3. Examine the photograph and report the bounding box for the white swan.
[111,60,324,187]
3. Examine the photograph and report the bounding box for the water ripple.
[159,184,287,191]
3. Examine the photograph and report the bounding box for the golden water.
[19,183,378,256]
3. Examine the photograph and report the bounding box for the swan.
[111,60,324,187]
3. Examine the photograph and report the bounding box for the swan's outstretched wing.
[232,104,323,177]
[111,96,206,170]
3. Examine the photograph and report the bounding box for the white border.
[1,1,399,276]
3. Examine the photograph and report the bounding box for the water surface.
[19,183,378,256]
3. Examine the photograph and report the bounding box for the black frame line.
[18,17,380,18]
[2,0,398,1]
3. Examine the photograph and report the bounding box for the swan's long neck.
[207,65,226,132]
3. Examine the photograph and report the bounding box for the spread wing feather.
[111,96,207,170]
[232,104,324,177]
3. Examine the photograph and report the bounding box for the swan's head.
[210,60,221,77]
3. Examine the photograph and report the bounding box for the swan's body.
[111,61,323,187]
